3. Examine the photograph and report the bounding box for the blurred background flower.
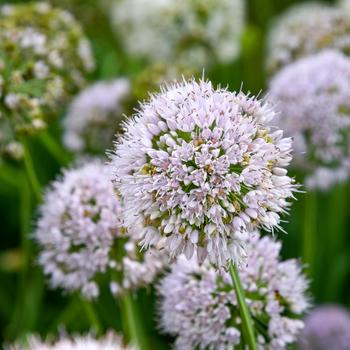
[298,304,350,350]
[158,233,309,350]
[109,0,245,68]
[268,50,350,191]
[266,2,350,75]
[35,160,166,299]
[0,2,94,160]
[63,79,131,154]
[7,331,134,350]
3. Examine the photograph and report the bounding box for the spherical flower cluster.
[266,3,350,75]
[110,0,244,67]
[8,332,135,350]
[110,79,297,267]
[63,79,131,153]
[299,305,350,350]
[35,160,166,299]
[157,233,309,350]
[0,2,94,159]
[268,50,350,190]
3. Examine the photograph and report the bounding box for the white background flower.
[110,0,244,67]
[268,50,350,190]
[266,3,350,74]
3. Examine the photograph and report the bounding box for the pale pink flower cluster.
[158,233,309,350]
[269,50,350,190]
[63,79,131,153]
[110,79,296,267]
[35,160,165,299]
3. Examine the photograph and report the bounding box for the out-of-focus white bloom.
[110,0,244,67]
[63,79,131,153]
[8,332,135,350]
[5,141,24,160]
[158,233,309,350]
[268,50,350,190]
[339,0,350,19]
[110,79,297,267]
[35,160,166,299]
[299,305,350,350]
[0,2,94,159]
[266,2,350,74]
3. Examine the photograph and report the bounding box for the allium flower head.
[0,2,94,159]
[8,332,135,350]
[266,3,350,74]
[299,305,350,350]
[110,79,297,267]
[158,234,309,350]
[110,0,244,67]
[35,160,166,299]
[63,79,131,153]
[268,50,350,190]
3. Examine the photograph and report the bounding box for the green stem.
[7,175,32,337]
[82,299,102,335]
[0,164,20,188]
[119,292,146,349]
[38,131,71,166]
[323,185,348,300]
[22,141,42,202]
[229,262,257,350]
[302,192,317,278]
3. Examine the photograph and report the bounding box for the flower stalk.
[39,131,71,166]
[82,299,101,335]
[229,262,257,350]
[119,292,148,350]
[22,140,42,202]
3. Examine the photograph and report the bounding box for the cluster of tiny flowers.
[35,160,166,299]
[110,0,244,67]
[157,233,309,350]
[268,50,350,190]
[0,2,94,159]
[110,79,297,267]
[266,2,350,75]
[299,305,350,350]
[8,332,135,350]
[63,79,131,153]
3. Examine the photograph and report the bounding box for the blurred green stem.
[229,262,257,350]
[38,131,71,166]
[7,175,32,336]
[22,141,42,202]
[0,164,20,188]
[119,292,147,350]
[302,192,317,277]
[82,299,102,335]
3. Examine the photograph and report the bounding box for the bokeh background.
[0,0,349,348]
